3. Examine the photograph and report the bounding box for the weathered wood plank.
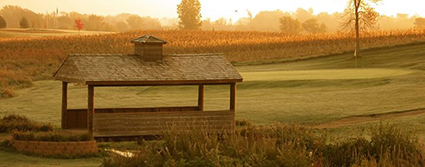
[94,116,232,122]
[67,106,200,113]
[94,125,233,133]
[94,127,233,137]
[61,82,68,129]
[86,79,242,86]
[230,83,236,111]
[77,109,87,129]
[93,111,235,137]
[94,110,233,119]
[88,85,94,138]
[93,117,234,125]
[94,121,233,129]
[198,85,204,111]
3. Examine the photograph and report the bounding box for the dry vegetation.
[102,123,425,167]
[1,29,425,98]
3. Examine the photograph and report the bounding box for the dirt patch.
[314,108,425,129]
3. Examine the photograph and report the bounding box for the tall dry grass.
[1,29,425,97]
[101,123,425,167]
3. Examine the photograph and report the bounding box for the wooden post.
[61,82,68,129]
[230,83,236,111]
[88,85,94,139]
[198,85,204,111]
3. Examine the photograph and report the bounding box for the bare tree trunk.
[354,0,360,57]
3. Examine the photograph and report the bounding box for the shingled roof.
[131,35,167,44]
[53,53,243,85]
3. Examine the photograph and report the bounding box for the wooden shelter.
[53,35,243,138]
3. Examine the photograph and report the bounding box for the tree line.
[0,3,424,33]
[0,5,162,31]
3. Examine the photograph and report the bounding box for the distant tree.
[74,19,84,34]
[302,18,327,34]
[0,15,6,28]
[316,12,341,32]
[115,21,129,32]
[19,17,29,28]
[201,18,213,30]
[126,15,161,30]
[414,18,425,29]
[249,10,288,31]
[319,23,327,33]
[342,0,381,57]
[279,16,302,34]
[177,0,202,29]
[85,15,104,31]
[294,8,314,23]
[0,5,43,28]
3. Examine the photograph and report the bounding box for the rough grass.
[0,150,102,167]
[241,68,414,81]
[0,28,112,39]
[12,131,91,142]
[0,33,425,166]
[0,114,53,133]
[1,43,425,126]
[1,29,425,98]
[101,123,425,167]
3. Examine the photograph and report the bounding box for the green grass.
[241,68,414,81]
[0,42,425,166]
[0,28,113,39]
[0,150,101,167]
[1,43,425,126]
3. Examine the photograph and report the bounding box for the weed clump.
[12,131,91,142]
[0,114,53,133]
[102,123,425,167]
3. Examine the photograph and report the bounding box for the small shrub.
[12,131,91,142]
[235,119,252,127]
[321,123,425,167]
[0,114,54,133]
[102,123,323,167]
[0,87,15,98]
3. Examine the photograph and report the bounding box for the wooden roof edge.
[52,54,74,77]
[53,77,85,83]
[58,53,224,58]
[131,35,167,44]
[167,53,224,57]
[68,53,127,56]
[85,79,243,86]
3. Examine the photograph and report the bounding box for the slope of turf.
[0,150,101,167]
[0,43,424,126]
[0,28,113,39]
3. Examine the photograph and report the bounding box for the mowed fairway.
[1,42,425,167]
[1,43,425,127]
[241,68,414,81]
[0,28,113,39]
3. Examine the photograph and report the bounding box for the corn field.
[1,29,425,98]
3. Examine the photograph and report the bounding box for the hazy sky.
[1,0,424,22]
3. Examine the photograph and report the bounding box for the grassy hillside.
[0,28,112,39]
[1,42,424,126]
[0,151,101,167]
[1,29,425,99]
[0,40,424,167]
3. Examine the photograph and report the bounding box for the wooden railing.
[93,110,235,137]
[64,106,200,129]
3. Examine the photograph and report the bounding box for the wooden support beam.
[61,82,68,129]
[230,83,236,111]
[88,85,94,139]
[198,85,205,111]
